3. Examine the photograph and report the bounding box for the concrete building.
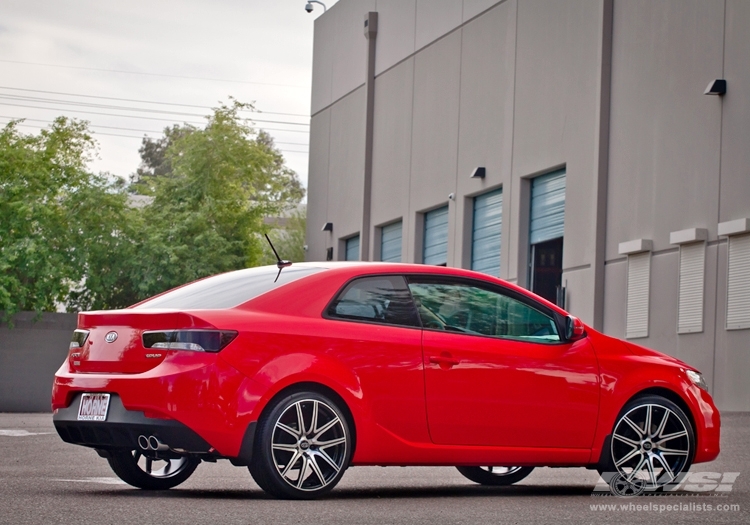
[304,0,750,411]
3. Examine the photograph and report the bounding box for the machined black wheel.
[604,395,694,490]
[249,391,352,499]
[107,450,199,490]
[456,466,534,486]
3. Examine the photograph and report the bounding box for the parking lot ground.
[0,412,747,525]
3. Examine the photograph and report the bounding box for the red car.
[52,262,720,499]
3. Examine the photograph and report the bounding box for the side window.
[407,280,561,343]
[327,276,420,328]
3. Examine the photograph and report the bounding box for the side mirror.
[565,315,586,341]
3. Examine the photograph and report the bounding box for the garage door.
[471,189,502,276]
[423,206,449,266]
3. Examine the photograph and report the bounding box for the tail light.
[142,330,238,353]
[70,329,90,350]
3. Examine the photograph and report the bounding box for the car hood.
[621,340,695,370]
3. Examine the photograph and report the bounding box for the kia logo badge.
[105,331,118,343]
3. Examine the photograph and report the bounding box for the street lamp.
[305,1,327,13]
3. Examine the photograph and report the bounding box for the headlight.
[686,369,708,391]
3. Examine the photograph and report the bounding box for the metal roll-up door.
[626,251,651,339]
[530,169,566,245]
[381,221,402,262]
[423,206,449,266]
[727,233,750,330]
[345,235,360,261]
[678,242,705,334]
[472,189,502,276]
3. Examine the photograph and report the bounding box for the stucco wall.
[306,0,750,409]
[0,312,75,412]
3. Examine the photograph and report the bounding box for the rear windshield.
[133,266,323,310]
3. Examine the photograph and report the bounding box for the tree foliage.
[260,207,307,266]
[0,101,305,318]
[128,101,305,299]
[0,118,134,318]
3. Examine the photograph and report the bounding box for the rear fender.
[248,353,364,417]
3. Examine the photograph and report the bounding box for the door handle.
[429,354,460,368]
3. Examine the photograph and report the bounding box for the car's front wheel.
[106,450,199,490]
[249,391,352,499]
[456,466,534,486]
[602,395,694,490]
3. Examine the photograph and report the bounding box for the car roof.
[293,261,568,316]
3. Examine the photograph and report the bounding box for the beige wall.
[306,0,750,409]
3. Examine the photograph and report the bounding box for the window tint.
[327,276,420,327]
[134,266,324,310]
[407,280,560,343]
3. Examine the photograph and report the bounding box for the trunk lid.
[70,310,216,374]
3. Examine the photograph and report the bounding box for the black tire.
[456,466,534,486]
[249,391,352,500]
[107,450,200,490]
[599,395,695,490]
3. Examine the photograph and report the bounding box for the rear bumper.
[53,394,211,453]
[51,353,258,458]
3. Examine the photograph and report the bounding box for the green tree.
[0,101,305,317]
[129,101,305,299]
[260,207,307,265]
[128,124,194,194]
[0,117,135,318]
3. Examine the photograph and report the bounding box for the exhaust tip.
[148,435,168,451]
[137,435,149,450]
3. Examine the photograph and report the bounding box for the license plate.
[77,393,111,421]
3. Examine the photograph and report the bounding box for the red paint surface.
[52,262,720,466]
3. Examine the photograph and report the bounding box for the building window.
[345,235,360,261]
[626,252,651,339]
[677,242,706,334]
[727,233,750,330]
[471,188,502,277]
[529,169,566,305]
[380,221,402,262]
[423,206,449,266]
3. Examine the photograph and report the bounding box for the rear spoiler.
[77,310,216,330]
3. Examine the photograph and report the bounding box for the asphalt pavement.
[0,412,747,525]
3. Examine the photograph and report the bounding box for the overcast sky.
[0,0,339,187]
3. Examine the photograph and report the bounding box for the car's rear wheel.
[249,391,352,499]
[456,466,534,486]
[601,395,694,490]
[107,450,199,490]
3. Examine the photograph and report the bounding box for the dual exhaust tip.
[138,434,169,452]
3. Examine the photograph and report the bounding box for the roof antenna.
[264,234,293,283]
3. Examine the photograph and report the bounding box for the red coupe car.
[52,262,720,499]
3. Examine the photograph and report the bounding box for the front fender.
[589,356,720,465]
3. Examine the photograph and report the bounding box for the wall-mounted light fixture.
[704,79,727,96]
[321,222,333,232]
[471,167,486,179]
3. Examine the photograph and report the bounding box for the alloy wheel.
[131,450,191,479]
[611,403,691,489]
[270,398,348,492]
[478,466,523,476]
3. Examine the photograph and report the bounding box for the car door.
[407,277,599,449]
[324,275,428,446]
